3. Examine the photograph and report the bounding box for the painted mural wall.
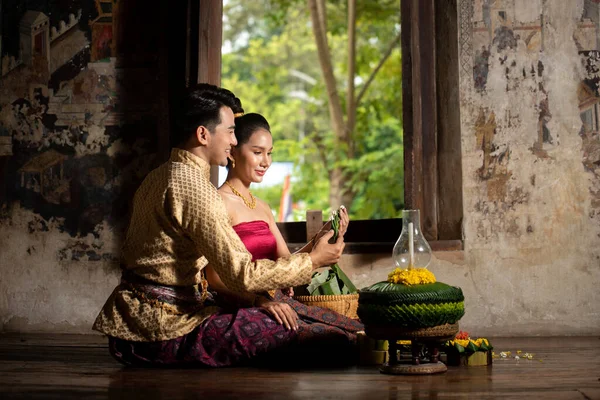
[0,0,160,332]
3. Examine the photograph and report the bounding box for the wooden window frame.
[168,0,463,253]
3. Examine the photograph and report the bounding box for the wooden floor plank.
[0,335,598,399]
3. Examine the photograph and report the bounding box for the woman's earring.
[231,158,236,168]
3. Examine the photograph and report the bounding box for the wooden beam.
[156,0,187,161]
[187,0,199,87]
[196,0,224,185]
[157,0,170,162]
[306,210,324,242]
[401,0,418,215]
[419,0,439,241]
[197,0,223,85]
[401,0,439,241]
[436,0,463,240]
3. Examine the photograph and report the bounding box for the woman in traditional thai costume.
[205,113,363,363]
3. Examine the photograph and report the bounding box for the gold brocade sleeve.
[168,161,313,293]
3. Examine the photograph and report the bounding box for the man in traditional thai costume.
[93,84,345,367]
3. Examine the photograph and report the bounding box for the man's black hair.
[172,83,244,146]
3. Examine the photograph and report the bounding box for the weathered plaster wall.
[347,0,600,336]
[0,207,119,332]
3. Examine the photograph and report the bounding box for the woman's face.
[232,128,273,183]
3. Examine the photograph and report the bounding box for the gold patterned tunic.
[93,148,312,341]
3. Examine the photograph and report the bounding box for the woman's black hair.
[172,83,244,146]
[228,113,271,169]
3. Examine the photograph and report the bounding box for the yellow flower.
[387,268,436,285]
[453,339,470,348]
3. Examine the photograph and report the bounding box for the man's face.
[207,106,237,167]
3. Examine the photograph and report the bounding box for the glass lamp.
[392,209,432,269]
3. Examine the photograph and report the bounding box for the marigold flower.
[387,268,436,285]
[455,330,470,340]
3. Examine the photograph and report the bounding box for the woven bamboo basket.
[293,293,359,319]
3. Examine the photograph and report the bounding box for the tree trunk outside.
[308,0,346,143]
[308,0,398,212]
[309,0,354,210]
[329,167,354,210]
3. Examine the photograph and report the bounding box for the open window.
[162,0,463,253]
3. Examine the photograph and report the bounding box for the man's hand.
[309,230,345,269]
[314,220,332,243]
[255,297,298,330]
[314,206,350,243]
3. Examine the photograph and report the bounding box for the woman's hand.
[255,296,299,330]
[282,287,294,297]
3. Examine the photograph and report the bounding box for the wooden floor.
[0,334,598,399]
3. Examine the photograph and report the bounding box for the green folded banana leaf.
[307,264,358,295]
[454,342,466,354]
[465,341,479,353]
[307,207,358,296]
[478,340,493,352]
[319,271,342,295]
[307,269,330,294]
[331,264,357,293]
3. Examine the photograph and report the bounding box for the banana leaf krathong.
[307,207,358,296]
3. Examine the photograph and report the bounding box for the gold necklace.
[224,181,257,209]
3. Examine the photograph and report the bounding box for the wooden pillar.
[401,0,438,241]
[155,0,188,162]
[193,0,223,185]
[197,0,223,86]
[435,0,463,240]
[157,0,171,163]
[306,210,324,241]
